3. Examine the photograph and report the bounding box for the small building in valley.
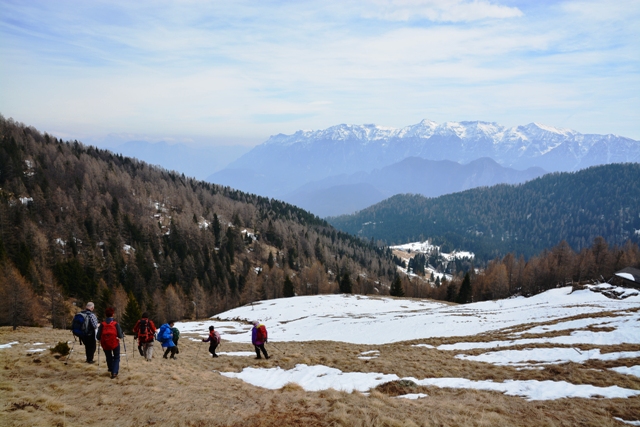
[610,267,640,289]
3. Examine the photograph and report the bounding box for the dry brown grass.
[1,326,639,427]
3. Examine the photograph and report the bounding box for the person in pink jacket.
[251,321,269,359]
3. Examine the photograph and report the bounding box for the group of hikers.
[70,302,269,378]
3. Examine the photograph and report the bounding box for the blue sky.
[1,0,639,147]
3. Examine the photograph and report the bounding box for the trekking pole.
[64,337,76,365]
[267,341,284,354]
[122,337,129,369]
[196,340,203,357]
[132,335,136,358]
[97,345,100,369]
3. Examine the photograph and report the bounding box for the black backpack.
[72,312,91,337]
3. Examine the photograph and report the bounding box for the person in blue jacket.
[157,321,177,359]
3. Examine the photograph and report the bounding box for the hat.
[252,320,259,326]
[209,326,214,331]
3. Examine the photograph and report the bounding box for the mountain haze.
[209,120,640,217]
[115,140,249,180]
[287,157,546,217]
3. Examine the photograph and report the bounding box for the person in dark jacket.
[171,324,180,354]
[251,321,269,360]
[96,307,124,379]
[133,312,157,362]
[202,326,221,357]
[80,302,99,364]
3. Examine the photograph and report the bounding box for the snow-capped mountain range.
[208,120,640,217]
[263,119,637,169]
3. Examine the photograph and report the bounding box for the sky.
[1,0,639,149]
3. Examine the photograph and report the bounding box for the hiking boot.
[255,356,262,359]
[265,356,270,360]
[86,360,95,364]
[111,373,118,379]
[170,356,177,360]
[212,354,219,358]
[163,355,168,359]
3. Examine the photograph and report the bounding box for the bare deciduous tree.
[0,262,39,329]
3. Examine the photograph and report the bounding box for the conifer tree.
[456,272,472,304]
[339,272,352,294]
[283,275,295,297]
[390,276,404,297]
[95,287,113,321]
[122,292,142,334]
[267,252,275,269]
[212,213,221,246]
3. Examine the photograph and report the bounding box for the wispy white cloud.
[0,0,638,144]
[359,0,523,22]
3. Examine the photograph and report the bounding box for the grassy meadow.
[2,314,639,427]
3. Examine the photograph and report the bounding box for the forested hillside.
[329,164,640,261]
[0,117,396,329]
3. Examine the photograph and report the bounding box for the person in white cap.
[251,321,269,359]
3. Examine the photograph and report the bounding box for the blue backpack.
[157,324,172,343]
[72,312,91,337]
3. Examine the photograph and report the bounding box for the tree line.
[388,237,640,304]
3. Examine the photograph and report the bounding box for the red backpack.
[137,318,154,343]
[100,321,119,351]
[257,325,267,342]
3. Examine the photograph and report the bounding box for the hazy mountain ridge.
[209,120,640,216]
[286,157,546,217]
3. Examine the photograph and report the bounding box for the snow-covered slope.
[177,286,639,345]
[174,286,640,402]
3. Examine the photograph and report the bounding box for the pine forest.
[0,117,397,330]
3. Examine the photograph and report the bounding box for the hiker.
[157,321,177,359]
[96,307,124,379]
[171,323,180,355]
[251,321,269,360]
[71,302,99,364]
[133,312,157,362]
[202,325,221,357]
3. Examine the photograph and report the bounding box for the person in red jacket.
[202,325,221,357]
[133,312,157,362]
[96,307,124,379]
[251,321,269,360]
